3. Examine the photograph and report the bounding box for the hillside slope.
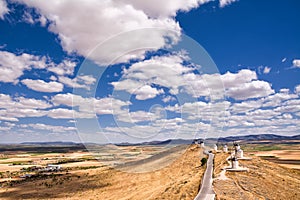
[214,153,300,200]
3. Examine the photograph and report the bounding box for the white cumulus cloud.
[119,0,211,18]
[58,75,96,90]
[226,80,274,100]
[21,79,64,93]
[51,93,131,118]
[0,50,48,83]
[0,0,9,19]
[292,59,300,68]
[47,108,77,119]
[219,0,238,8]
[134,85,164,100]
[112,53,195,99]
[21,123,76,132]
[15,0,188,65]
[0,50,79,84]
[48,59,77,76]
[263,66,271,74]
[295,85,300,94]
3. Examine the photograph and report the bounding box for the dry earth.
[213,152,300,200]
[0,144,205,200]
[253,150,300,169]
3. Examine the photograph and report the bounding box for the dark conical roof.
[232,157,238,161]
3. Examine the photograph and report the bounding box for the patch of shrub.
[201,157,207,166]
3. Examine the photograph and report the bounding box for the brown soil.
[0,144,205,200]
[214,153,300,200]
[253,150,300,169]
[213,152,230,177]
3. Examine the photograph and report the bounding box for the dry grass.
[214,153,300,200]
[213,152,230,177]
[0,144,205,200]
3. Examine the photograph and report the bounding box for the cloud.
[119,0,211,18]
[0,122,16,131]
[0,50,48,83]
[133,85,164,100]
[226,80,274,100]
[21,123,76,132]
[219,0,237,8]
[0,115,19,122]
[6,108,47,118]
[246,109,280,120]
[0,106,47,120]
[274,98,300,113]
[3,1,300,141]
[223,86,300,134]
[94,97,130,115]
[282,57,287,63]
[0,0,9,19]
[183,69,259,100]
[162,95,176,103]
[295,85,300,94]
[51,93,131,117]
[113,56,274,101]
[184,69,274,101]
[0,50,78,84]
[292,59,300,68]
[48,59,77,76]
[0,93,52,110]
[230,100,263,114]
[262,91,298,108]
[115,110,162,123]
[47,108,77,119]
[58,75,96,90]
[112,53,195,99]
[0,126,13,132]
[0,92,132,121]
[15,0,191,65]
[263,66,271,74]
[282,113,293,119]
[221,69,257,88]
[21,79,64,92]
[166,100,230,126]
[51,93,81,107]
[166,101,207,113]
[0,93,51,121]
[15,96,52,109]
[185,69,275,100]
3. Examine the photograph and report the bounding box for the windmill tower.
[223,144,228,153]
[213,144,218,151]
[199,140,205,148]
[231,156,239,169]
[233,142,244,158]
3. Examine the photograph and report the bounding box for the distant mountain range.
[216,134,300,143]
[116,139,194,146]
[18,134,300,146]
[20,141,82,146]
[117,134,300,146]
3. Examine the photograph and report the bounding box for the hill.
[213,152,300,199]
[20,141,80,146]
[116,134,300,146]
[216,134,300,143]
[0,145,205,200]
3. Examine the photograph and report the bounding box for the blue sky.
[0,0,299,143]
